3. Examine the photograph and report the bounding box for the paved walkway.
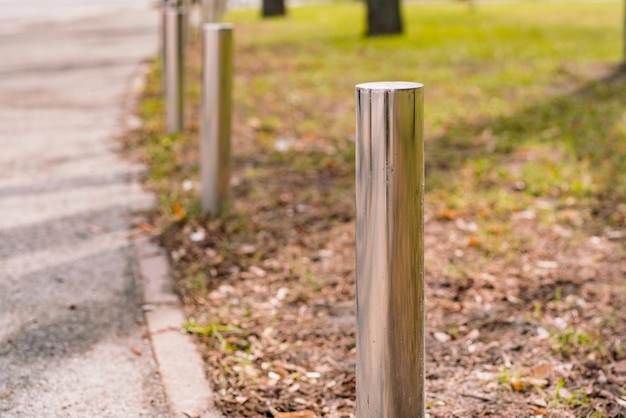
[0,2,172,416]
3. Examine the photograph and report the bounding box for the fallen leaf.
[512,210,536,221]
[488,225,502,235]
[250,266,267,278]
[437,209,457,221]
[136,221,156,233]
[131,348,141,356]
[302,132,317,141]
[532,408,548,416]
[511,380,525,392]
[614,359,626,375]
[465,329,480,340]
[468,236,481,247]
[433,332,451,343]
[536,260,558,269]
[529,396,547,408]
[537,327,550,340]
[525,377,549,387]
[273,411,315,418]
[557,386,572,400]
[531,363,553,379]
[172,201,186,221]
[247,117,261,129]
[268,371,281,381]
[237,244,258,255]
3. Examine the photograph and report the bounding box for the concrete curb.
[124,62,223,418]
[133,236,222,418]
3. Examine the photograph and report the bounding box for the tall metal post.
[182,0,191,45]
[200,23,233,216]
[216,0,227,21]
[200,0,216,23]
[355,82,425,417]
[164,6,185,133]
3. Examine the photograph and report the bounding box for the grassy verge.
[130,1,626,416]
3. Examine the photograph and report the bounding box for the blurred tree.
[366,0,403,36]
[263,0,286,17]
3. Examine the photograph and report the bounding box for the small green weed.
[183,319,249,352]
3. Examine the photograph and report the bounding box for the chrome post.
[355,82,425,417]
[200,0,216,23]
[216,0,227,21]
[164,6,185,133]
[200,23,233,216]
[182,0,191,44]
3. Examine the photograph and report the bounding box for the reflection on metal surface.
[200,23,233,216]
[355,82,425,417]
[164,6,184,133]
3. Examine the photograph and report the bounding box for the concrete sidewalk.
[0,2,216,417]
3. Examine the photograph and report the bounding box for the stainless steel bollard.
[164,6,185,133]
[182,0,191,44]
[201,0,227,23]
[216,0,227,21]
[200,0,216,23]
[355,82,425,417]
[200,23,233,216]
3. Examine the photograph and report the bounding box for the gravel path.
[0,2,170,416]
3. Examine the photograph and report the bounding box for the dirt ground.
[157,157,626,417]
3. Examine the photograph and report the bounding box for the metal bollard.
[216,0,227,21]
[182,0,191,45]
[200,0,216,23]
[355,82,425,417]
[164,6,185,133]
[200,23,233,216]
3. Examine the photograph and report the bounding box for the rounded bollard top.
[356,81,423,91]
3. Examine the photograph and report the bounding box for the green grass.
[225,1,626,225]
[137,0,626,229]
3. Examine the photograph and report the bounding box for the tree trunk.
[366,0,403,36]
[262,0,285,17]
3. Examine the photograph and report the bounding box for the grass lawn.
[132,1,626,416]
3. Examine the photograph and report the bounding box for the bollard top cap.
[356,81,423,91]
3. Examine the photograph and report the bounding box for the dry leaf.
[511,380,525,392]
[468,236,481,247]
[614,359,626,375]
[273,411,315,418]
[525,377,549,387]
[530,363,553,379]
[172,201,186,221]
[136,221,156,233]
[437,209,457,221]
